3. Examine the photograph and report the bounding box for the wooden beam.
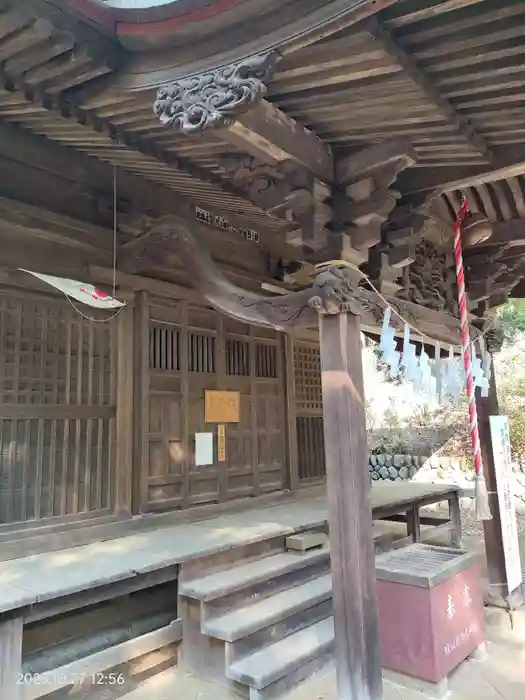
[0,196,112,252]
[367,18,492,162]
[220,98,334,182]
[0,230,104,280]
[319,311,382,700]
[110,0,399,90]
[107,215,472,346]
[398,147,525,195]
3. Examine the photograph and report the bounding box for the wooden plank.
[319,312,381,700]
[383,0,487,29]
[491,181,513,221]
[7,299,22,522]
[24,619,183,700]
[115,303,134,516]
[370,482,459,511]
[221,98,333,182]
[366,18,491,161]
[0,196,112,252]
[0,406,115,419]
[133,291,150,514]
[180,302,191,509]
[0,616,23,700]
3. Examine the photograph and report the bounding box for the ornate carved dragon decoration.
[153,52,280,134]
[396,240,459,317]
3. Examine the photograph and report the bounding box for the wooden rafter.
[367,18,492,163]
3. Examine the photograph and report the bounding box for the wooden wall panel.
[142,300,287,513]
[0,289,117,528]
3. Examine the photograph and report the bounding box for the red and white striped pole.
[453,197,492,520]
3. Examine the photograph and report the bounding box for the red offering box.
[376,544,485,683]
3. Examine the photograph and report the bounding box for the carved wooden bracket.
[219,154,332,252]
[153,53,280,133]
[123,214,473,346]
[333,142,417,265]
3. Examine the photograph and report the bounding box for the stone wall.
[368,454,525,515]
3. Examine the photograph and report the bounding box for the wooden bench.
[371,482,462,550]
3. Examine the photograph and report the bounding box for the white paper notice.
[195,432,214,466]
[489,415,523,593]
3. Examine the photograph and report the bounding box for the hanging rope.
[453,197,492,521]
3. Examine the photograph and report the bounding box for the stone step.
[203,573,332,642]
[180,545,330,602]
[227,616,335,693]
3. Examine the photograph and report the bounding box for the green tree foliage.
[498,299,525,342]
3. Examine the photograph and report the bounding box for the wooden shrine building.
[0,1,525,699]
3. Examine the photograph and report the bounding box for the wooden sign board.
[489,415,523,593]
[205,390,240,424]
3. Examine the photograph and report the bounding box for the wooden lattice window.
[293,343,322,413]
[226,338,250,376]
[297,416,326,480]
[0,293,115,524]
[188,332,215,373]
[149,323,180,371]
[256,343,277,378]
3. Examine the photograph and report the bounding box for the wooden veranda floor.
[0,482,459,616]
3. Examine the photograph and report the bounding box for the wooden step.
[203,573,332,642]
[180,545,330,602]
[227,616,335,691]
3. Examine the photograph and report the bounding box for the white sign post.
[489,416,523,594]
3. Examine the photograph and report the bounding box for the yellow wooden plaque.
[205,390,240,424]
[217,424,226,462]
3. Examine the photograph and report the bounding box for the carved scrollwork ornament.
[153,52,280,134]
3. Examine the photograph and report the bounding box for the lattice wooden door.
[0,290,116,526]
[293,341,326,482]
[143,300,287,512]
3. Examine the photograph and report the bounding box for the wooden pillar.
[476,362,518,603]
[133,290,150,514]
[283,333,299,491]
[114,299,135,515]
[319,312,382,700]
[0,616,23,700]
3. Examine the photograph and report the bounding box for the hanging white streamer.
[478,335,492,398]
[432,342,442,403]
